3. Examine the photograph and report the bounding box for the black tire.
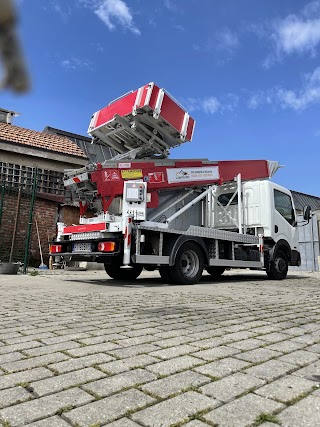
[159,266,174,284]
[168,242,204,285]
[266,249,288,280]
[104,263,143,280]
[206,266,225,279]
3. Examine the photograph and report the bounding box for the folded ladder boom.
[64,82,281,211]
[88,82,195,161]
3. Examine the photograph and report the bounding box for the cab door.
[272,185,299,252]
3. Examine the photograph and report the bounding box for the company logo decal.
[166,167,219,183]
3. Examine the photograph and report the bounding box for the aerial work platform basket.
[88,82,195,160]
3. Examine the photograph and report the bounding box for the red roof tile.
[0,123,87,158]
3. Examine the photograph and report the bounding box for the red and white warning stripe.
[123,216,132,266]
[64,172,89,187]
[258,234,265,265]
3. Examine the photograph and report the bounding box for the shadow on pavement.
[63,271,310,288]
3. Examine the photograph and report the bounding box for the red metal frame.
[90,82,195,142]
[63,223,107,234]
[88,159,273,212]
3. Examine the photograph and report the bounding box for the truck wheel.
[104,263,143,280]
[206,266,225,279]
[169,242,204,285]
[267,250,288,280]
[159,266,174,284]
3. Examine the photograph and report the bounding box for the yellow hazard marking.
[121,169,143,179]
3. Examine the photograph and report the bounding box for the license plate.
[72,242,91,252]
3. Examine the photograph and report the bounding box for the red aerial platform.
[65,82,281,213]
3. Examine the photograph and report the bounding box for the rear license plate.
[72,242,92,252]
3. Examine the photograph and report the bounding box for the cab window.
[274,189,295,225]
[218,193,238,206]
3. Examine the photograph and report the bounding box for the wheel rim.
[275,257,287,273]
[180,250,199,278]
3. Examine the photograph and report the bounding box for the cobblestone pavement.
[0,269,320,427]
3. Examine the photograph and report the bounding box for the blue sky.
[1,0,320,195]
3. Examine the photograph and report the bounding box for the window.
[218,193,238,206]
[0,163,64,195]
[274,189,295,225]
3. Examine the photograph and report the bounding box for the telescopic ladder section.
[88,82,195,160]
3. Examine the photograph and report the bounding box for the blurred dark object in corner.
[0,0,30,93]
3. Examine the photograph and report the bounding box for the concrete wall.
[0,143,87,172]
[291,213,320,272]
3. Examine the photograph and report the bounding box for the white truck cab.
[212,179,301,277]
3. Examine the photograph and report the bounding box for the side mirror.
[303,205,312,222]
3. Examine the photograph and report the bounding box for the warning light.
[98,241,116,252]
[50,244,62,253]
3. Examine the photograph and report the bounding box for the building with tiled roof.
[43,126,114,163]
[0,109,88,267]
[0,111,88,200]
[0,122,87,159]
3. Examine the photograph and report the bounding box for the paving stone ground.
[0,269,320,426]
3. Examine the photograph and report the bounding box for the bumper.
[50,238,121,263]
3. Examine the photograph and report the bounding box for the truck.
[50,82,311,284]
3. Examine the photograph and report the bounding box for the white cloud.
[247,90,273,110]
[164,0,177,12]
[183,66,320,114]
[193,28,240,62]
[224,93,240,111]
[185,97,221,115]
[202,97,221,114]
[247,66,320,111]
[265,1,320,66]
[309,65,320,83]
[92,42,105,53]
[184,67,320,114]
[277,67,320,111]
[95,0,140,35]
[275,16,320,55]
[184,94,238,115]
[52,2,72,21]
[79,0,140,35]
[148,18,157,28]
[173,24,185,32]
[303,0,320,16]
[216,28,240,54]
[61,57,93,71]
